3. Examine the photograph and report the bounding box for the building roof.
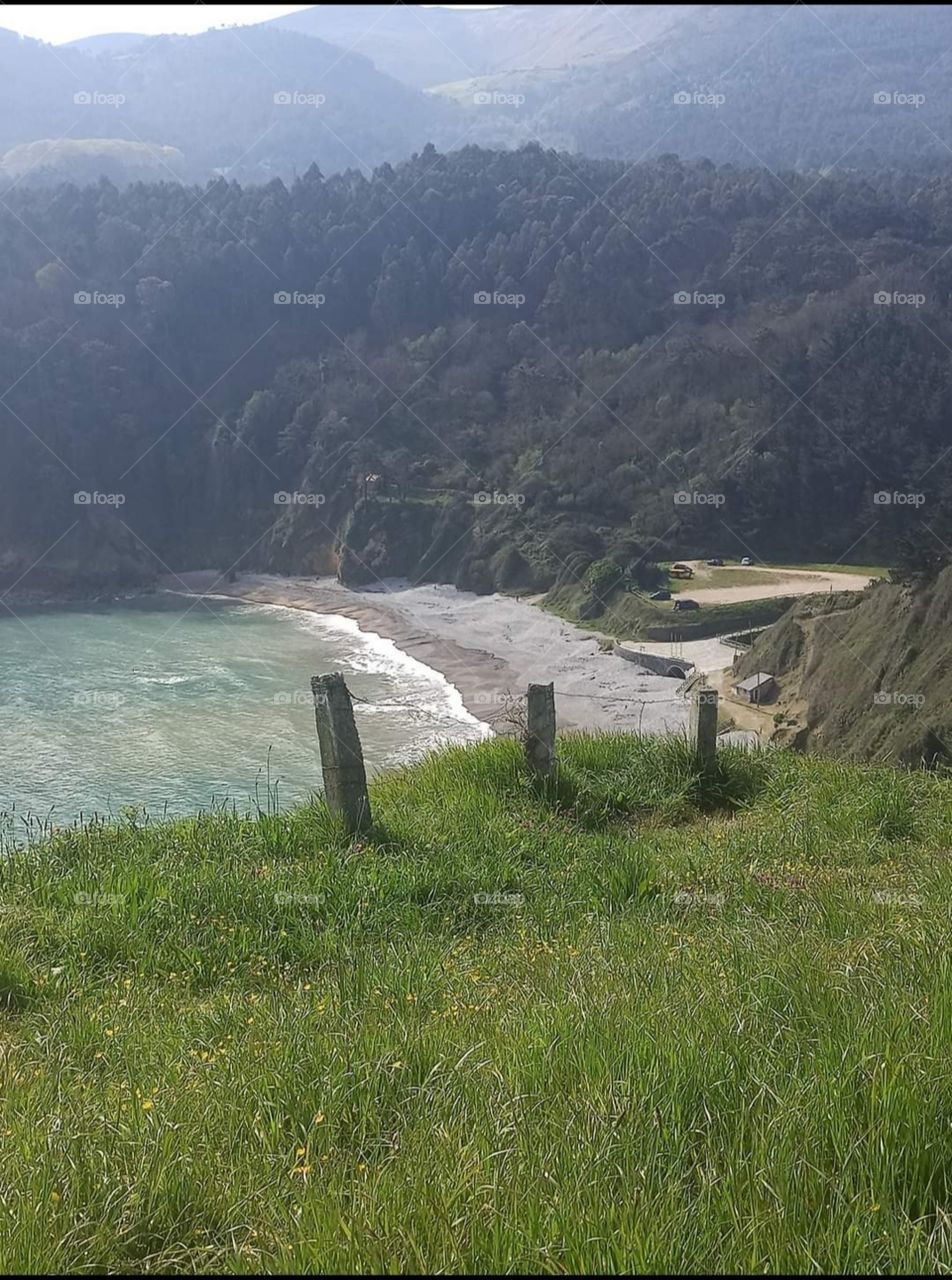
[732,671,776,692]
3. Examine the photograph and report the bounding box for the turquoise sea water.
[0,593,486,832]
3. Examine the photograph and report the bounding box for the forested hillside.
[3,146,952,598]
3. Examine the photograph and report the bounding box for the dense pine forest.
[4,145,952,596]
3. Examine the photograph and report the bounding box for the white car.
[741,556,752,566]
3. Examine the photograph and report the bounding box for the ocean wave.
[213,598,490,736]
[133,673,196,686]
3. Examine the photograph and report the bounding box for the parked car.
[650,589,671,601]
[670,562,694,579]
[673,598,700,611]
[740,556,752,566]
[706,557,724,566]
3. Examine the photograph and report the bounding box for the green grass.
[544,581,796,640]
[667,567,784,591]
[663,563,885,592]
[3,736,952,1272]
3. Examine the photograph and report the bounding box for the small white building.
[730,672,777,704]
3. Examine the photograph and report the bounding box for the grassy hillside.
[3,736,952,1271]
[543,580,796,640]
[0,139,186,185]
[734,569,952,763]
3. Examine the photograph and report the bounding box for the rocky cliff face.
[333,496,552,594]
[4,491,570,604]
[336,498,472,588]
[0,514,157,602]
[735,572,952,766]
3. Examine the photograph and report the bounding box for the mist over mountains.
[3,5,951,185]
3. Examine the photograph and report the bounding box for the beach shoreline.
[161,571,692,737]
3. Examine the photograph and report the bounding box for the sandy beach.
[165,572,692,737]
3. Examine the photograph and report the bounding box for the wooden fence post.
[691,685,719,766]
[311,673,372,835]
[525,682,557,777]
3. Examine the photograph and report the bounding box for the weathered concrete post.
[311,673,372,835]
[691,686,719,766]
[525,682,557,778]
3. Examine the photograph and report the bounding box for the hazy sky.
[0,5,499,46]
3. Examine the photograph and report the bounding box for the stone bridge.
[615,643,696,681]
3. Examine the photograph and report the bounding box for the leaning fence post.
[311,673,372,835]
[525,682,557,777]
[691,685,719,766]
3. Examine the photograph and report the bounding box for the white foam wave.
[167,591,491,738]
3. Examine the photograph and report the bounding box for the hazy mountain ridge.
[0,23,458,184]
[3,6,952,184]
[266,4,682,88]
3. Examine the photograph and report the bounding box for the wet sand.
[165,572,691,737]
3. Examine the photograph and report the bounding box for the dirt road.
[676,561,874,605]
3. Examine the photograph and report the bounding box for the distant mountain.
[0,25,455,184]
[63,32,148,56]
[506,3,952,171]
[424,4,952,172]
[4,6,952,184]
[266,4,482,90]
[266,4,688,88]
[264,3,952,176]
